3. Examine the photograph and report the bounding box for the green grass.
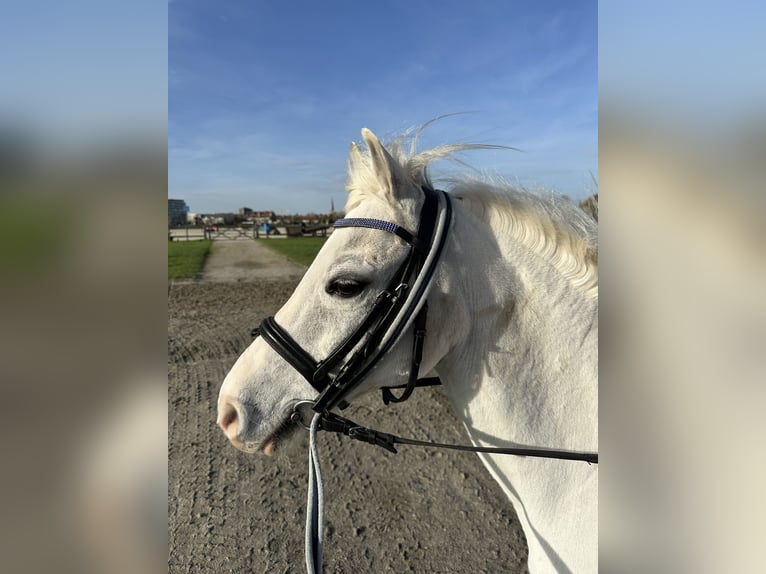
[168,240,212,279]
[259,237,328,266]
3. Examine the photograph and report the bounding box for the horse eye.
[326,279,366,298]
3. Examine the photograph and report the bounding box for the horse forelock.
[344,126,495,212]
[344,126,598,297]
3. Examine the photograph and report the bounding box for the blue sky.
[169,0,597,214]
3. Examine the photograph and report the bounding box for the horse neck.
[427,201,598,572]
[432,200,598,451]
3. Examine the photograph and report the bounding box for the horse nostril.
[218,399,240,439]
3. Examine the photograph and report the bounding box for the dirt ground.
[169,244,529,573]
[199,241,308,282]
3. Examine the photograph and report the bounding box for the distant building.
[168,199,189,226]
[200,212,235,226]
[254,210,276,223]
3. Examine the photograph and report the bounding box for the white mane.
[346,129,599,297]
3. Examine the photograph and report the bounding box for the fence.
[168,225,332,241]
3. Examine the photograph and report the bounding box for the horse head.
[216,129,448,454]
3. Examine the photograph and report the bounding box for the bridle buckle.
[291,400,317,430]
[393,282,409,297]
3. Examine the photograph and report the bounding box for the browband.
[332,218,425,252]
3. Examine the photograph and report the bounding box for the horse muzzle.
[217,395,257,452]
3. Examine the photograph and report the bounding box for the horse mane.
[346,126,598,297]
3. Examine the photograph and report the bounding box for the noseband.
[257,185,452,413]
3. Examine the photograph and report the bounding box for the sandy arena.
[169,241,529,573]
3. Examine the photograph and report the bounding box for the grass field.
[258,237,328,266]
[168,240,212,279]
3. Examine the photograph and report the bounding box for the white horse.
[217,127,598,573]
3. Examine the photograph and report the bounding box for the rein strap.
[316,410,598,464]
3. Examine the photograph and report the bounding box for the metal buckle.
[393,283,409,300]
[290,400,316,430]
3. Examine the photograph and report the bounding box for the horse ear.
[361,128,404,202]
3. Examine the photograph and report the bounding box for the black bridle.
[257,185,450,413]
[251,184,598,466]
